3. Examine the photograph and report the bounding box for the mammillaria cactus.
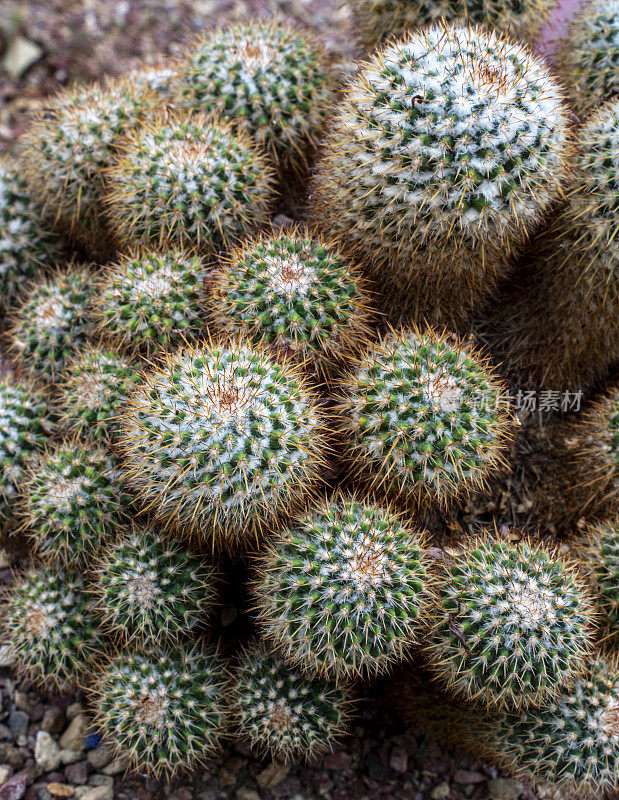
[91,249,207,354]
[0,160,60,309]
[91,523,217,646]
[576,518,619,642]
[423,534,596,710]
[253,495,434,680]
[558,0,619,117]
[104,113,275,252]
[117,339,328,548]
[230,640,352,762]
[91,644,226,779]
[18,441,130,565]
[2,567,100,690]
[335,327,513,510]
[311,24,571,328]
[178,19,333,169]
[0,375,53,527]
[6,265,93,382]
[208,227,373,372]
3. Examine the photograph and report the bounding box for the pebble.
[34,733,61,773]
[0,744,25,770]
[9,712,29,738]
[453,770,486,784]
[256,761,289,790]
[87,777,112,789]
[64,762,88,785]
[0,775,27,800]
[100,755,128,776]
[65,707,84,722]
[389,747,408,773]
[85,750,111,771]
[59,752,82,767]
[487,778,524,800]
[236,790,260,800]
[430,783,450,800]
[59,718,88,753]
[46,786,74,798]
[322,751,351,771]
[40,711,65,736]
[0,766,12,784]
[74,790,112,800]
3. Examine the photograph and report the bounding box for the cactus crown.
[92,645,226,778]
[580,519,619,638]
[91,249,206,354]
[336,327,512,508]
[105,113,275,251]
[118,339,327,546]
[254,495,432,680]
[231,640,352,762]
[92,523,217,646]
[424,534,596,710]
[3,567,99,690]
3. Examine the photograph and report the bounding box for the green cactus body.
[19,441,131,565]
[0,161,60,308]
[179,20,333,167]
[424,535,596,710]
[578,519,619,640]
[92,249,207,354]
[3,567,101,690]
[209,227,372,371]
[92,523,217,646]
[118,340,327,547]
[253,496,433,680]
[230,640,352,762]
[335,328,512,509]
[7,265,93,382]
[104,113,275,252]
[91,645,226,778]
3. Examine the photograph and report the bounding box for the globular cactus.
[104,113,276,252]
[351,0,557,49]
[310,24,571,328]
[208,226,373,373]
[91,522,217,647]
[117,339,328,548]
[55,343,140,443]
[0,160,60,309]
[178,19,334,169]
[229,640,353,763]
[423,533,596,710]
[6,265,93,382]
[334,327,513,511]
[575,518,619,641]
[252,495,434,681]
[0,375,53,527]
[557,0,619,117]
[91,248,207,355]
[90,644,226,779]
[2,566,100,691]
[18,441,131,566]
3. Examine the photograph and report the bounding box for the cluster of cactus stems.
[0,14,618,796]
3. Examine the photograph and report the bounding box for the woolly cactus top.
[118,341,326,545]
[337,328,512,507]
[254,496,432,680]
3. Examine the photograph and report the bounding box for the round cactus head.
[335,327,513,509]
[117,338,328,548]
[208,226,373,372]
[578,518,619,641]
[91,644,226,779]
[6,264,93,382]
[2,566,100,691]
[230,640,353,763]
[91,248,207,354]
[91,522,218,647]
[253,494,434,680]
[423,533,597,710]
[104,112,276,252]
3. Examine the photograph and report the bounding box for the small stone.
[46,786,74,798]
[86,777,112,789]
[58,751,82,766]
[40,710,65,736]
[59,717,88,753]
[430,783,450,800]
[235,790,259,800]
[389,747,407,773]
[100,755,128,776]
[76,790,112,800]
[2,36,43,78]
[0,775,27,800]
[14,694,32,712]
[9,712,29,738]
[453,771,486,784]
[169,791,192,800]
[65,707,84,723]
[256,761,289,790]
[0,548,10,568]
[64,762,88,785]
[34,733,61,772]
[85,750,111,771]
[0,645,16,668]
[322,751,351,771]
[0,766,12,784]
[0,745,25,770]
[487,779,523,800]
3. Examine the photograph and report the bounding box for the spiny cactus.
[0,375,53,527]
[0,160,60,309]
[335,327,513,510]
[230,640,353,763]
[18,441,131,566]
[6,264,93,382]
[351,0,557,49]
[178,19,333,168]
[91,644,226,779]
[55,343,140,443]
[423,534,596,710]
[310,24,571,328]
[253,495,433,681]
[91,522,217,647]
[557,0,619,117]
[208,226,373,372]
[91,248,207,355]
[117,339,328,548]
[104,113,276,252]
[2,567,100,691]
[125,59,182,99]
[576,518,619,642]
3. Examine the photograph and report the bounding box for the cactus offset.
[576,518,619,642]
